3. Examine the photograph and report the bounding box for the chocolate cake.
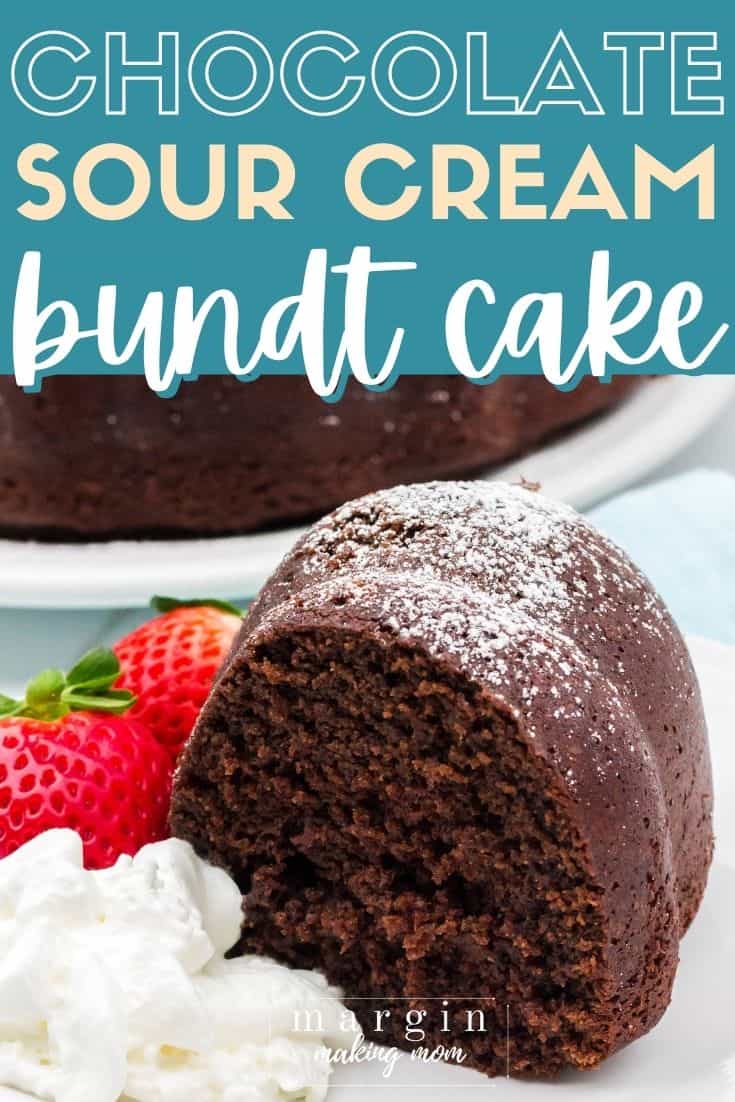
[0,375,639,540]
[171,481,713,1077]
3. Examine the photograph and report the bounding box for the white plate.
[0,375,733,609]
[0,636,732,1102]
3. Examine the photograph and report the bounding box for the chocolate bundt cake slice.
[170,482,713,1077]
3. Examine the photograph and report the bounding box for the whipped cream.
[0,831,357,1102]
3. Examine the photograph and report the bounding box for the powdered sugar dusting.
[252,480,693,792]
[253,561,652,803]
[298,481,667,654]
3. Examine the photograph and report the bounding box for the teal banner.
[2,0,732,397]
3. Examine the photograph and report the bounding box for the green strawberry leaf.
[2,649,136,723]
[25,669,66,710]
[151,595,243,618]
[61,689,136,714]
[0,694,22,718]
[66,648,121,693]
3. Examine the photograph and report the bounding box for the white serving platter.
[0,375,733,609]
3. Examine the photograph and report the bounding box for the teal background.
[2,0,733,392]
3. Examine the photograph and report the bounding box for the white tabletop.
[2,395,734,699]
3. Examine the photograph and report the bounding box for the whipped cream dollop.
[0,831,357,1102]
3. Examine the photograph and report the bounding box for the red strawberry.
[114,597,242,763]
[0,649,171,868]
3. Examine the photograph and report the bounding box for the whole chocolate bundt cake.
[170,481,713,1076]
[0,375,639,539]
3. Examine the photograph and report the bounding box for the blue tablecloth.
[590,469,735,646]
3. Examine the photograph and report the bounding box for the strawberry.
[114,597,242,763]
[0,649,171,868]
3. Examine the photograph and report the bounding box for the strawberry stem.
[0,649,136,722]
[151,595,244,618]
